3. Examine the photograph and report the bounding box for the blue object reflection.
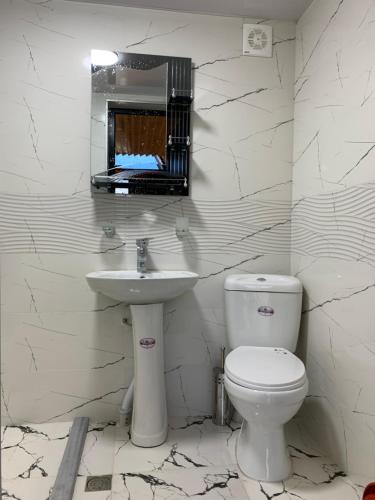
[115,154,160,170]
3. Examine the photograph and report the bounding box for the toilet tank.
[224,274,303,352]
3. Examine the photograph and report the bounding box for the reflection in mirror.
[90,50,192,196]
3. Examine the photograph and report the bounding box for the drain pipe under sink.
[119,378,134,427]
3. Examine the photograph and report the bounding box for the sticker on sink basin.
[140,337,156,349]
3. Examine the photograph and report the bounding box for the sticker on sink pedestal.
[140,337,156,349]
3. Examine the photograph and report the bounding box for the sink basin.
[86,268,199,448]
[86,270,199,304]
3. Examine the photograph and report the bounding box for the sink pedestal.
[86,270,199,447]
[130,303,168,447]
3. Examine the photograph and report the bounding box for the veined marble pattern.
[0,251,290,425]
[292,0,375,479]
[0,0,295,425]
[1,418,368,500]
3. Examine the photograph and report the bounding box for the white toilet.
[223,274,308,482]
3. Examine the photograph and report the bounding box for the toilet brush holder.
[212,367,233,426]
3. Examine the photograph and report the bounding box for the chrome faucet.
[136,238,150,274]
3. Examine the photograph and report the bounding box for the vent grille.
[243,24,273,58]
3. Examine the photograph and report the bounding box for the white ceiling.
[65,0,313,21]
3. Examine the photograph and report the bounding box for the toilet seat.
[225,346,306,392]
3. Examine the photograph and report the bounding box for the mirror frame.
[90,52,193,196]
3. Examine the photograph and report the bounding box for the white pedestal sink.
[86,270,199,447]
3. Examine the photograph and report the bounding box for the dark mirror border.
[91,52,192,196]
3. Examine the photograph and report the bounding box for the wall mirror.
[90,50,192,196]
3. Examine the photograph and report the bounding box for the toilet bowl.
[223,274,307,482]
[224,346,308,482]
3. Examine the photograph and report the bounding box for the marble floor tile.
[1,417,369,500]
[2,476,113,500]
[2,477,55,500]
[1,421,72,480]
[241,476,364,500]
[240,435,366,500]
[78,421,117,476]
[111,466,249,500]
[113,416,240,474]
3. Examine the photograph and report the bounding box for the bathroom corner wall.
[292,0,375,478]
[0,1,295,424]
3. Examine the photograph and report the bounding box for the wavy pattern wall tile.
[292,0,375,478]
[0,1,295,424]
[293,183,375,264]
[0,194,291,254]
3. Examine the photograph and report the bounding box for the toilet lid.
[225,346,306,392]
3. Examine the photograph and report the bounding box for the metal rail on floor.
[49,417,89,500]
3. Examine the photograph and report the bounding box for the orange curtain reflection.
[115,114,166,160]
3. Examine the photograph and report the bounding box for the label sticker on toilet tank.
[257,306,274,316]
[140,338,156,349]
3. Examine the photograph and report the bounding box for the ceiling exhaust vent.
[243,24,273,58]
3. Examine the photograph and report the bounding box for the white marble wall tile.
[165,364,214,417]
[1,364,133,425]
[2,311,131,372]
[0,254,129,313]
[0,1,296,199]
[0,251,292,423]
[292,0,375,478]
[0,0,295,425]
[293,0,375,199]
